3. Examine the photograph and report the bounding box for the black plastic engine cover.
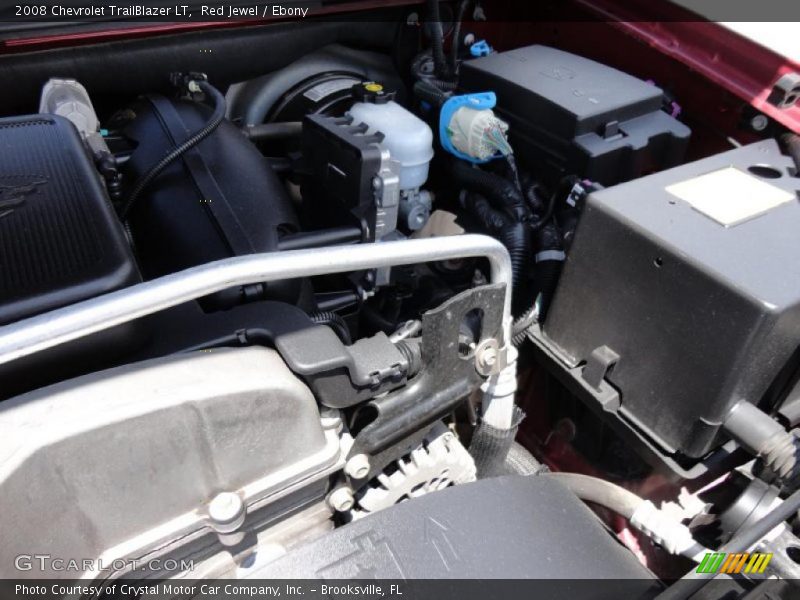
[0,114,142,398]
[246,474,657,589]
[125,96,300,310]
[0,114,139,324]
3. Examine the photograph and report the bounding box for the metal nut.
[474,338,501,376]
[345,453,371,479]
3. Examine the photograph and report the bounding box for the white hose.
[547,473,711,562]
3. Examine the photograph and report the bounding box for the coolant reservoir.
[347,100,434,190]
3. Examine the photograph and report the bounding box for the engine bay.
[1,3,800,596]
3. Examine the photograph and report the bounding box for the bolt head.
[320,407,342,431]
[345,454,371,479]
[208,492,245,533]
[329,486,355,512]
[750,114,769,131]
[474,339,502,376]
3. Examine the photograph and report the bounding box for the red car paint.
[1,1,797,137]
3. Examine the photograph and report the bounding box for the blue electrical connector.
[469,40,493,58]
[440,92,503,164]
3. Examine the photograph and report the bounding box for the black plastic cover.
[0,114,139,325]
[543,140,800,460]
[459,45,690,185]
[247,474,657,587]
[0,114,142,398]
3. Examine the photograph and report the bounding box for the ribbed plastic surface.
[0,114,138,324]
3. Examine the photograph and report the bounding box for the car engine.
[1,3,799,596]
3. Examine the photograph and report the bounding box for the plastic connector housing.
[440,92,508,164]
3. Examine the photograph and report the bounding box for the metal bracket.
[372,151,402,287]
[346,283,506,487]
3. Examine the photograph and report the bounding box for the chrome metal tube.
[0,235,512,368]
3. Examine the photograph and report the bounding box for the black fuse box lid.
[459,45,690,185]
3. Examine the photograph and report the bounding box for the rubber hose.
[242,121,302,141]
[533,259,563,322]
[315,290,360,312]
[410,52,459,92]
[533,219,564,321]
[413,80,449,107]
[524,181,564,321]
[120,80,227,220]
[310,311,352,345]
[361,302,398,335]
[545,472,643,520]
[462,193,530,302]
[278,226,363,251]
[525,179,567,232]
[500,220,531,292]
[470,406,526,478]
[760,429,800,488]
[395,338,423,378]
[449,0,471,76]
[451,160,529,221]
[410,50,433,80]
[656,485,800,600]
[524,182,545,214]
[426,0,451,80]
[426,77,458,91]
[462,192,508,232]
[781,133,800,173]
[501,441,544,476]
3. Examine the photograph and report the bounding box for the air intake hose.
[120,78,226,219]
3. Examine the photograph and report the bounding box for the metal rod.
[0,235,512,368]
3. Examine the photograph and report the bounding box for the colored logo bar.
[696,552,772,574]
